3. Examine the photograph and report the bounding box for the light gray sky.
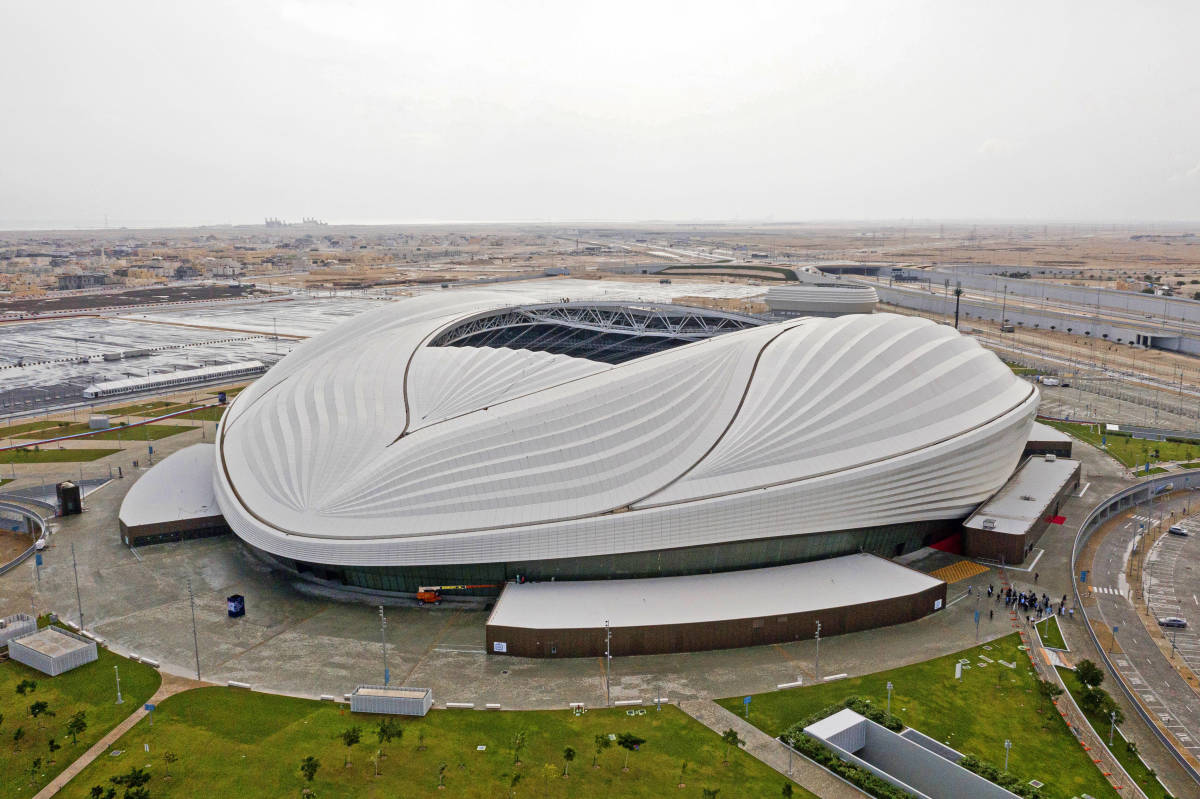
[2,1,1198,228]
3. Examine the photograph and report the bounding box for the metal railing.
[0,498,50,576]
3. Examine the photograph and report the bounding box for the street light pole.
[114,665,123,704]
[814,621,821,682]
[187,580,201,681]
[1109,710,1116,746]
[886,681,893,716]
[378,605,389,686]
[71,542,84,632]
[604,620,612,707]
[1004,739,1012,773]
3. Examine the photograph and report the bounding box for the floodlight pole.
[814,621,821,682]
[71,542,84,632]
[378,605,389,686]
[187,580,201,681]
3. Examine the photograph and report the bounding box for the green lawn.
[59,688,814,799]
[1041,421,1200,468]
[1006,363,1040,376]
[0,448,120,464]
[102,400,196,417]
[15,423,194,442]
[717,634,1118,799]
[1056,667,1170,799]
[0,627,161,799]
[179,405,226,422]
[0,420,59,438]
[1036,616,1067,650]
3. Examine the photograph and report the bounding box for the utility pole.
[378,605,389,685]
[187,580,201,681]
[814,620,821,681]
[71,542,84,631]
[604,620,612,706]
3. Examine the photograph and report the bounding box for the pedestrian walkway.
[677,699,867,799]
[929,559,991,583]
[33,673,200,798]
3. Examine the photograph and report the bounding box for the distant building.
[174,264,201,279]
[56,272,107,290]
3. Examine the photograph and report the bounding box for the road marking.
[1078,482,1091,497]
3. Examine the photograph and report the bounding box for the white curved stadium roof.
[213,290,1037,566]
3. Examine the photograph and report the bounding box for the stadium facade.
[200,290,1037,594]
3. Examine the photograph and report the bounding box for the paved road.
[1089,491,1200,761]
[1144,525,1200,671]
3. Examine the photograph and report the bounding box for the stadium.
[140,289,1038,595]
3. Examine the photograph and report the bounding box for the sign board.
[144,704,155,712]
[34,553,42,566]
[743,696,752,705]
[1080,570,1088,583]
[933,598,943,610]
[493,641,507,653]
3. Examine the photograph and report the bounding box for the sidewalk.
[678,699,867,799]
[33,673,200,799]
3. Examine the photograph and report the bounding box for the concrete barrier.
[319,694,337,702]
[777,680,804,689]
[614,699,642,706]
[445,702,475,709]
[227,680,252,689]
[485,703,502,710]
[140,658,160,669]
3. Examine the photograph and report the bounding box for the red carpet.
[929,533,963,554]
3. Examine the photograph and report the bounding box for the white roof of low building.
[487,553,942,630]
[119,443,220,527]
[1028,421,1071,443]
[14,626,93,658]
[804,708,867,740]
[963,456,1080,536]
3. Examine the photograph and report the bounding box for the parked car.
[1169,525,1190,536]
[1159,617,1188,629]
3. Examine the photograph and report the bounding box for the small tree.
[13,725,25,750]
[47,737,61,761]
[372,749,382,777]
[29,701,49,720]
[782,782,794,798]
[511,730,527,765]
[339,726,361,767]
[437,762,447,788]
[616,732,645,771]
[376,717,403,749]
[30,756,42,782]
[678,759,688,788]
[16,679,37,696]
[300,755,320,782]
[163,751,178,778]
[1037,679,1064,700]
[592,733,611,768]
[721,728,745,765]
[417,728,427,752]
[562,745,575,777]
[508,772,522,799]
[89,786,115,799]
[67,711,88,744]
[702,789,720,799]
[1076,659,1104,689]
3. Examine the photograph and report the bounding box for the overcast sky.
[2,1,1198,229]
